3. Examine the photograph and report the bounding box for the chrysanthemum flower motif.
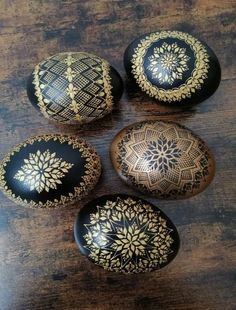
[142,136,182,174]
[14,150,73,193]
[83,198,174,273]
[148,42,190,85]
[112,224,149,258]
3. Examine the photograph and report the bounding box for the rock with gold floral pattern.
[27,52,123,124]
[0,135,101,208]
[110,120,215,199]
[124,30,221,105]
[74,194,179,273]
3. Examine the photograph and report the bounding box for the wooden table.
[0,1,235,309]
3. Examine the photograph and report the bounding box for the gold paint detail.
[115,121,213,198]
[84,197,174,273]
[14,150,73,193]
[0,135,101,209]
[148,42,190,85]
[101,60,113,112]
[131,31,210,102]
[32,52,114,123]
[33,64,50,120]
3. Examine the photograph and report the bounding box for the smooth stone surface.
[74,194,179,274]
[110,120,215,199]
[27,52,123,124]
[0,135,101,208]
[124,30,221,105]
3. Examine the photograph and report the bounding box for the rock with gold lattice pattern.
[0,135,101,208]
[124,30,221,105]
[74,194,179,273]
[110,121,215,199]
[27,52,123,124]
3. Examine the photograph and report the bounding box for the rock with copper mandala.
[110,121,215,199]
[124,30,221,105]
[74,194,179,273]
[27,52,123,124]
[0,135,101,208]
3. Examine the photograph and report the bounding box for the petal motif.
[147,42,190,84]
[14,150,74,193]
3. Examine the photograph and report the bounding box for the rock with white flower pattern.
[0,135,101,208]
[27,52,123,124]
[110,120,215,199]
[74,194,179,273]
[124,30,221,105]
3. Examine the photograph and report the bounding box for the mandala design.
[14,150,73,193]
[32,52,113,123]
[114,121,213,198]
[142,137,182,173]
[147,42,190,85]
[83,197,174,273]
[131,31,210,102]
[0,135,101,208]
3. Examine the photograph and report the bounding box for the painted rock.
[124,30,221,105]
[27,52,123,124]
[0,135,101,208]
[110,121,215,199]
[74,194,179,273]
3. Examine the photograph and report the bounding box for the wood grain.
[0,1,235,309]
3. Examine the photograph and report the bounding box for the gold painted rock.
[27,52,123,124]
[74,194,179,273]
[110,121,215,199]
[0,135,101,208]
[124,30,221,105]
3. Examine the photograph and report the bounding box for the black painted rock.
[124,30,221,105]
[74,194,179,274]
[0,135,101,208]
[110,120,215,199]
[27,52,123,124]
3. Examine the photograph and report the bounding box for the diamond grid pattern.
[34,53,112,123]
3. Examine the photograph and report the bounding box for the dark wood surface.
[0,1,235,309]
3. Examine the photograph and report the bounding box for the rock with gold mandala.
[0,135,101,208]
[124,30,221,105]
[27,52,123,124]
[110,120,215,199]
[74,194,179,273]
